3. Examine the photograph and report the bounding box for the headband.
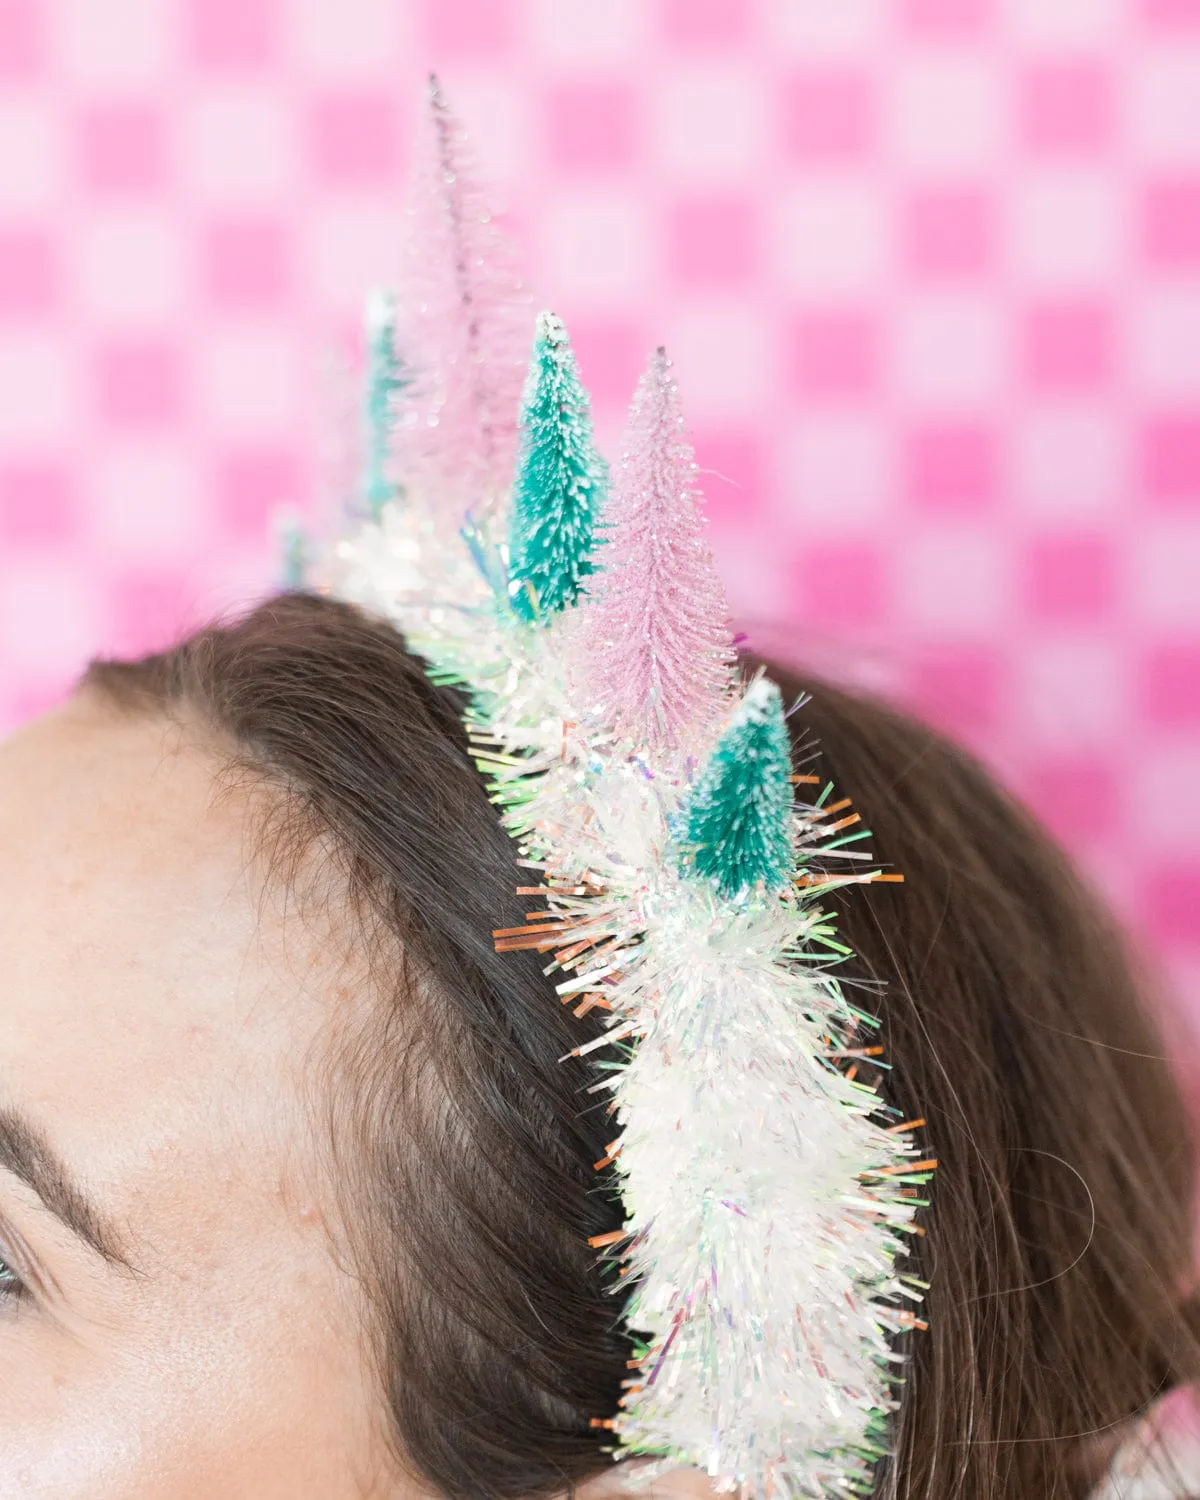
[311,76,932,1500]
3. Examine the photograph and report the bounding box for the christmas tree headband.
[310,77,933,1500]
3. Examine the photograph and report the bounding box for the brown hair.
[80,590,1200,1500]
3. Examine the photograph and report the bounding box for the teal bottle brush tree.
[507,311,608,624]
[678,674,795,899]
[361,288,407,520]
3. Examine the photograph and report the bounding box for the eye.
[0,1255,26,1304]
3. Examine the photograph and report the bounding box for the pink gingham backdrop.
[0,0,1199,1018]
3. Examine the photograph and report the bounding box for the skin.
[0,687,718,1500]
[0,690,401,1499]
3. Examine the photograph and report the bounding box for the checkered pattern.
[0,0,1198,1017]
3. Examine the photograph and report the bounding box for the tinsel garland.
[469,636,929,1500]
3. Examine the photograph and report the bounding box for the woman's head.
[0,589,1191,1499]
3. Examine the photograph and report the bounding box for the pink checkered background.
[0,0,1198,1024]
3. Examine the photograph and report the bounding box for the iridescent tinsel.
[469,637,929,1500]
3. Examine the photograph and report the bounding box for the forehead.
[0,693,342,1244]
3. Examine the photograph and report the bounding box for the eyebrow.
[0,1104,139,1274]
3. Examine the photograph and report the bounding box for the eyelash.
[0,1255,26,1304]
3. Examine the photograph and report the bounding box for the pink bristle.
[580,347,736,754]
[395,76,531,521]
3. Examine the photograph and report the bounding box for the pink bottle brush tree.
[394,76,531,528]
[580,348,736,757]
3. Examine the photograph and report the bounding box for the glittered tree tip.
[537,309,568,346]
[507,310,608,624]
[678,675,795,899]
